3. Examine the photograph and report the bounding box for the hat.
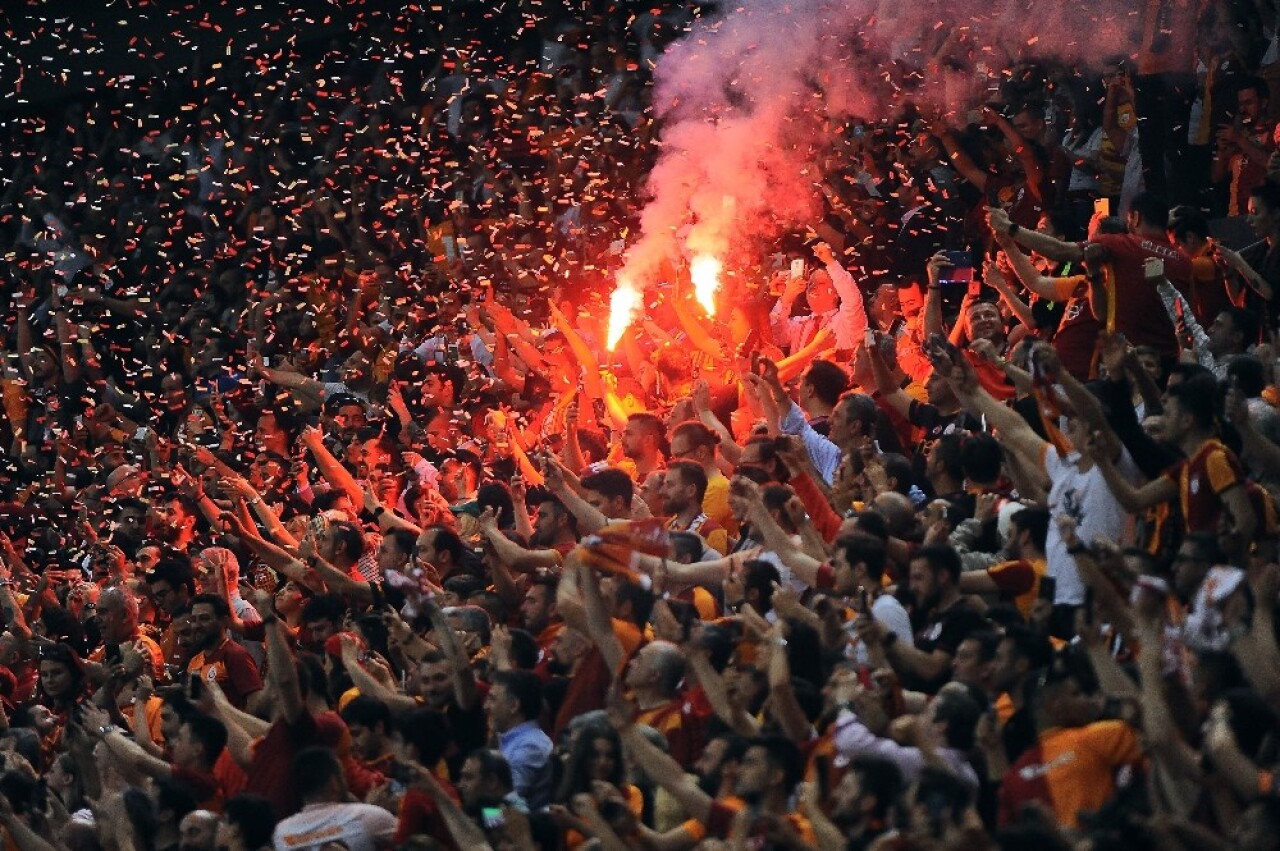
[106,465,142,491]
[323,631,366,661]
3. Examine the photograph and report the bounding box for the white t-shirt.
[845,594,915,666]
[1042,446,1140,606]
[273,802,397,851]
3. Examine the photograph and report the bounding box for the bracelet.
[99,724,120,736]
[247,498,262,506]
[1007,223,1020,237]
[373,506,386,519]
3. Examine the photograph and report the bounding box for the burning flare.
[607,278,642,350]
[690,255,723,317]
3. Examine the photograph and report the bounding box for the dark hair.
[749,735,804,793]
[1221,308,1260,350]
[427,525,465,566]
[152,774,199,823]
[182,712,228,769]
[329,521,365,562]
[301,593,347,626]
[1010,506,1050,551]
[1238,74,1270,101]
[1130,192,1170,229]
[849,756,904,821]
[558,724,625,801]
[581,467,634,506]
[960,434,1003,483]
[836,392,879,435]
[392,707,451,767]
[490,670,544,722]
[835,535,888,582]
[932,433,966,482]
[121,787,159,851]
[1166,374,1219,431]
[1228,355,1267,397]
[743,560,781,614]
[464,748,514,793]
[384,529,417,559]
[1251,178,1280,215]
[666,459,708,504]
[1167,205,1210,243]
[476,481,516,529]
[933,688,982,751]
[293,746,346,801]
[668,531,705,562]
[425,363,467,403]
[915,766,974,833]
[506,628,540,670]
[340,694,392,733]
[147,553,196,597]
[222,794,278,851]
[914,545,963,584]
[189,593,230,620]
[804,360,850,407]
[672,420,720,454]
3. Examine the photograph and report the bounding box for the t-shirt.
[1041,446,1140,606]
[273,801,397,851]
[998,721,1143,828]
[1047,274,1102,380]
[1087,232,1193,357]
[908,601,987,694]
[187,638,263,709]
[1162,438,1245,534]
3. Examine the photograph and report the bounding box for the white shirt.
[1042,446,1140,606]
[273,802,397,851]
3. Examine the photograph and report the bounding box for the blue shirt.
[498,720,554,809]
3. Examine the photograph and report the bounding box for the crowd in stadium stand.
[3,1,1280,850]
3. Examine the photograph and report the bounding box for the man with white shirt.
[272,747,397,851]
[769,241,868,355]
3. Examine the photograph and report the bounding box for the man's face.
[99,597,129,642]
[456,757,486,809]
[827,400,860,449]
[520,584,553,634]
[178,812,217,851]
[1207,312,1239,355]
[531,502,564,547]
[967,302,1003,343]
[189,603,223,651]
[1248,195,1278,238]
[484,682,516,731]
[807,270,838,314]
[991,638,1024,693]
[584,489,623,519]
[376,536,410,572]
[422,373,454,406]
[621,421,649,459]
[305,617,339,648]
[951,638,989,687]
[149,580,183,616]
[1012,110,1044,141]
[907,559,940,612]
[1239,87,1264,124]
[659,471,694,516]
[733,745,773,801]
[419,660,454,709]
[347,721,384,761]
[116,507,146,540]
[870,284,901,327]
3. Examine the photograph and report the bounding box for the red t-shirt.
[1162,438,1245,534]
[1048,274,1102,380]
[187,638,264,710]
[1088,232,1194,358]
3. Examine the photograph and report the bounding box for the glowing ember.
[607,278,642,350]
[690,254,722,316]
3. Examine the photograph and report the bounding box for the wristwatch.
[99,724,120,736]
[883,632,899,650]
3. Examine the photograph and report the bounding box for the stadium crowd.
[3,1,1280,850]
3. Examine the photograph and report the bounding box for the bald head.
[178,810,218,851]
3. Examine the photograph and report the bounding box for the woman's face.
[40,660,74,701]
[588,735,619,781]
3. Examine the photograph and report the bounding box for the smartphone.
[1094,198,1111,217]
[105,643,122,666]
[1038,575,1057,602]
[968,278,983,297]
[858,585,870,614]
[940,250,974,285]
[791,258,806,279]
[1143,257,1165,279]
[481,806,505,830]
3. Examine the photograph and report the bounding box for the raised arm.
[300,426,364,509]
[613,700,712,824]
[988,206,1084,263]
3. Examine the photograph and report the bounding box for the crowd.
[3,0,1280,850]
